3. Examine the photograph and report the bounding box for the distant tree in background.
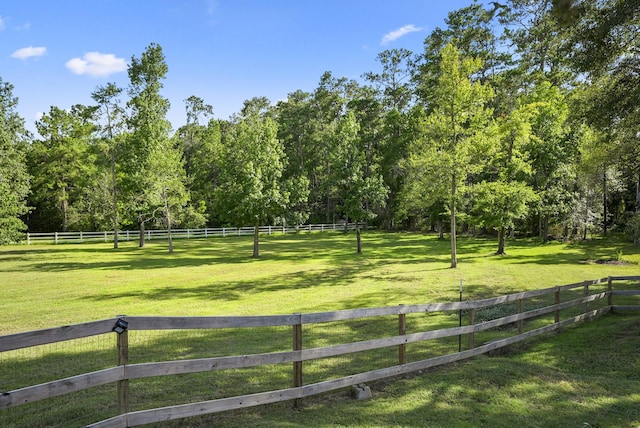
[125,43,188,252]
[91,82,126,249]
[0,78,31,244]
[411,43,494,268]
[30,105,97,232]
[332,111,388,254]
[214,99,292,257]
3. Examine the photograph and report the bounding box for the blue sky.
[2,0,480,133]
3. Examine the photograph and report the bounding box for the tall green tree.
[522,82,575,242]
[363,48,415,111]
[332,111,388,254]
[500,0,573,86]
[182,95,214,179]
[308,72,359,223]
[363,49,416,229]
[0,78,31,244]
[416,3,508,108]
[410,43,494,268]
[470,103,538,254]
[125,43,187,251]
[175,96,215,227]
[30,105,97,232]
[214,100,297,257]
[91,82,125,248]
[555,0,640,244]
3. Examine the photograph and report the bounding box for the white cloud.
[381,24,424,46]
[0,16,6,31]
[65,52,127,77]
[11,46,47,59]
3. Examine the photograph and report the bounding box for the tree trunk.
[437,220,444,239]
[542,215,549,244]
[495,226,506,255]
[450,174,457,268]
[537,213,542,239]
[635,174,640,247]
[167,204,173,254]
[356,221,362,254]
[583,194,589,240]
[61,187,68,232]
[112,150,118,249]
[139,219,145,248]
[253,222,259,258]
[603,170,608,237]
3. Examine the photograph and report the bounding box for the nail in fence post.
[398,305,407,365]
[293,314,303,408]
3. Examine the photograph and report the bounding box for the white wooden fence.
[26,223,356,244]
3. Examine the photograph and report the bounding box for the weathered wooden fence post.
[517,298,524,334]
[584,281,590,313]
[293,314,303,408]
[555,287,561,326]
[115,317,129,415]
[398,305,407,365]
[607,276,613,310]
[467,308,475,350]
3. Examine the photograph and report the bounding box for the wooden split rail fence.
[1,276,639,427]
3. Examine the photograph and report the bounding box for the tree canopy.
[3,0,639,258]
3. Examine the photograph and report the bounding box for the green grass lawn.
[2,231,639,335]
[1,231,640,427]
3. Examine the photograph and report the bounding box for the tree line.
[1,0,639,265]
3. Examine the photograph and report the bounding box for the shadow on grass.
[0,232,612,271]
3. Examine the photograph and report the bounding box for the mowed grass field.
[2,231,640,335]
[1,231,640,427]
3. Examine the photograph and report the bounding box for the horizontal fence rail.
[25,223,357,244]
[1,276,639,427]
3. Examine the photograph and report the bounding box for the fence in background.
[25,223,356,244]
[1,276,639,427]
